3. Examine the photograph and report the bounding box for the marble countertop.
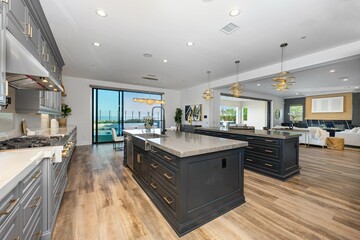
[197,127,301,139]
[32,125,77,138]
[124,129,248,158]
[0,149,44,200]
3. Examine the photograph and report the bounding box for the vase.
[58,118,67,127]
[176,123,180,131]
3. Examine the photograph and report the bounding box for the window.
[220,106,237,125]
[242,107,248,121]
[289,105,303,122]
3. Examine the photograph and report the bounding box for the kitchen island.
[123,130,248,236]
[195,127,301,180]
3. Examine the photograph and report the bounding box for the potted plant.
[59,104,72,127]
[174,108,182,131]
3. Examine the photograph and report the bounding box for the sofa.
[335,128,360,147]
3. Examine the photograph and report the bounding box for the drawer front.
[244,155,279,173]
[149,177,177,214]
[151,147,178,168]
[21,178,42,232]
[0,206,20,240]
[150,159,177,190]
[0,187,20,228]
[245,145,280,160]
[244,136,280,146]
[23,209,42,240]
[21,164,42,195]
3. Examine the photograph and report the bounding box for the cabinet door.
[0,5,6,106]
[140,155,149,184]
[6,0,27,44]
[26,10,40,59]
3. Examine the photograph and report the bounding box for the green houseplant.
[174,108,182,131]
[59,104,72,127]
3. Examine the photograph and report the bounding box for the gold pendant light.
[272,43,296,91]
[202,70,214,101]
[133,93,165,105]
[229,60,244,97]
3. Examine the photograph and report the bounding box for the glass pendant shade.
[229,60,245,97]
[273,43,295,91]
[202,71,214,101]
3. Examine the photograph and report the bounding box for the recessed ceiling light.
[256,83,261,86]
[187,41,194,46]
[41,78,48,83]
[296,92,299,95]
[229,9,241,17]
[48,84,53,88]
[343,78,348,81]
[163,59,168,63]
[95,9,107,17]
[54,88,58,92]
[143,53,152,58]
[355,86,359,89]
[300,36,307,39]
[329,69,335,73]
[93,42,101,47]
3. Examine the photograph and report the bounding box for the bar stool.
[111,128,124,151]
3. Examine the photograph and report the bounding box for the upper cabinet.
[0,2,6,106]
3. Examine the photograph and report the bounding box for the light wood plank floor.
[52,145,360,240]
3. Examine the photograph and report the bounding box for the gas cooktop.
[0,136,61,150]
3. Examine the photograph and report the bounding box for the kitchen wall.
[180,82,284,128]
[62,76,180,146]
[0,87,51,140]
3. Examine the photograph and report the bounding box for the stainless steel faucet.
[152,106,166,134]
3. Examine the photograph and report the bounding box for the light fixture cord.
[207,71,211,89]
[281,46,284,72]
[236,60,239,83]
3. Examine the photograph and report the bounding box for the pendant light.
[133,93,165,105]
[202,70,214,101]
[272,43,296,92]
[229,60,244,97]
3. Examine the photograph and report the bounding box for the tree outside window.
[242,107,248,121]
[289,105,303,122]
[220,106,237,122]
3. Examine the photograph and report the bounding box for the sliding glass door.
[92,88,162,144]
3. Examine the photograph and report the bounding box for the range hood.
[5,30,63,92]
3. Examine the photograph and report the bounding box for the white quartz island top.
[124,129,248,158]
[0,149,44,200]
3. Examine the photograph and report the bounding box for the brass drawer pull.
[265,139,274,142]
[15,236,20,240]
[27,196,42,209]
[246,137,253,140]
[163,173,173,180]
[0,198,20,216]
[150,182,158,189]
[136,154,142,163]
[246,158,253,162]
[32,170,42,179]
[265,163,273,167]
[35,230,42,240]
[265,150,273,153]
[163,155,172,161]
[163,196,173,205]
[246,146,253,149]
[150,163,158,169]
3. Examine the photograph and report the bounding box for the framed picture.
[185,104,202,121]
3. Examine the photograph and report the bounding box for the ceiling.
[39,0,360,91]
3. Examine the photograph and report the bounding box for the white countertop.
[0,149,44,200]
[124,129,248,157]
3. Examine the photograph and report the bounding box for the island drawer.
[151,147,178,168]
[21,164,42,195]
[21,177,42,233]
[245,145,280,159]
[244,136,280,146]
[150,159,177,191]
[244,155,279,173]
[0,204,20,240]
[149,176,177,215]
[0,186,20,228]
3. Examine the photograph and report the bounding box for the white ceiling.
[40,0,360,92]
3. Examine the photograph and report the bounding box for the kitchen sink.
[132,133,168,151]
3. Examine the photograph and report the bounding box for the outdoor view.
[93,89,162,143]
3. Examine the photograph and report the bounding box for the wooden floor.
[52,145,360,240]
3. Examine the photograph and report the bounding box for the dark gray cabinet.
[15,89,61,114]
[0,2,6,107]
[133,145,245,236]
[195,129,300,180]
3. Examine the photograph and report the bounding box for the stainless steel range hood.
[5,30,63,92]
